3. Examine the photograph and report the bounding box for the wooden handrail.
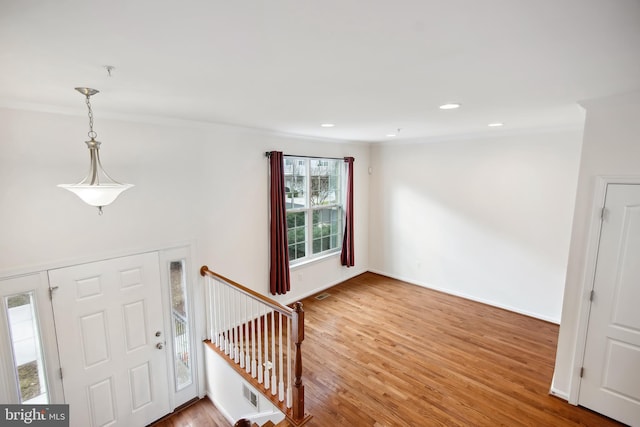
[201,265,310,426]
[200,265,293,315]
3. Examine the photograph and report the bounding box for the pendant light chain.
[85,95,97,140]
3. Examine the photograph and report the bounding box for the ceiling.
[1,0,640,142]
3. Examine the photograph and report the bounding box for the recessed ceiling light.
[488,122,504,127]
[439,103,461,110]
[386,134,397,137]
[320,123,335,128]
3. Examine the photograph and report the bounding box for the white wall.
[552,90,640,399]
[368,130,582,322]
[204,345,284,424]
[0,107,369,303]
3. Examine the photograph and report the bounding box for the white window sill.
[289,250,341,270]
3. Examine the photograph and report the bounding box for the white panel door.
[48,252,170,427]
[579,184,640,426]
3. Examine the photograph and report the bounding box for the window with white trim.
[284,156,343,263]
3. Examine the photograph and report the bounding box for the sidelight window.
[168,259,193,391]
[4,292,49,403]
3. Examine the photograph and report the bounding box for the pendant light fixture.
[58,87,133,214]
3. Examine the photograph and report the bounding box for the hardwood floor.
[150,398,230,427]
[161,272,624,426]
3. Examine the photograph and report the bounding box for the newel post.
[292,301,305,421]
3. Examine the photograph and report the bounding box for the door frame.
[569,176,640,404]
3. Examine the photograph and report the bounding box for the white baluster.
[287,315,292,408]
[225,284,231,355]
[216,281,222,349]
[209,278,215,342]
[209,279,220,347]
[245,294,251,373]
[218,280,224,350]
[257,302,263,384]
[264,305,270,389]
[231,289,240,363]
[210,278,216,345]
[205,277,212,340]
[251,299,257,378]
[238,294,242,368]
[236,291,241,364]
[232,289,237,361]
[278,311,284,401]
[271,310,277,395]
[220,283,225,352]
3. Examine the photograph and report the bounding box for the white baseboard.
[367,269,561,324]
[283,268,368,305]
[205,392,235,424]
[549,386,570,401]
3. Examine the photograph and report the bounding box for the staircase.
[201,266,311,426]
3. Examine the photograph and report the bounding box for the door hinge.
[600,207,606,220]
[589,290,594,302]
[49,286,59,300]
[580,367,584,378]
[59,368,63,380]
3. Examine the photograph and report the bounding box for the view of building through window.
[284,157,343,263]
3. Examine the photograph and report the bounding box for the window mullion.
[305,158,312,258]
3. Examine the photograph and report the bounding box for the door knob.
[156,343,164,349]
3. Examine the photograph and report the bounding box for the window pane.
[310,159,341,207]
[287,212,306,261]
[289,242,306,261]
[169,260,192,391]
[312,208,342,254]
[5,292,48,403]
[284,158,306,209]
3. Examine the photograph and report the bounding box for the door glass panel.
[5,292,49,403]
[169,260,192,390]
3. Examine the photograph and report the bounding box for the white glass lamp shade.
[57,183,134,207]
[59,137,133,213]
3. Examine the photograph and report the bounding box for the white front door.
[48,252,170,427]
[579,184,640,425]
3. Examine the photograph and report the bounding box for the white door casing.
[48,252,170,427]
[578,184,640,426]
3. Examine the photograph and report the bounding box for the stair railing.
[200,266,309,425]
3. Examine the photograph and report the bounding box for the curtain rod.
[264,152,354,161]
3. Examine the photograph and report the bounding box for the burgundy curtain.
[269,151,291,295]
[341,157,355,267]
